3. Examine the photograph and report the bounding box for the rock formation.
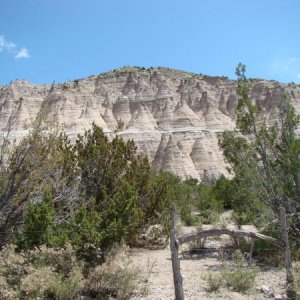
[1,67,300,182]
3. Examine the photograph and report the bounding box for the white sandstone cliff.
[1,67,300,182]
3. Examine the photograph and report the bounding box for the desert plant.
[84,245,139,299]
[0,244,84,299]
[196,183,223,224]
[137,258,155,296]
[27,244,80,278]
[294,261,300,296]
[10,123,179,256]
[203,251,258,294]
[0,244,27,287]
[179,204,198,226]
[14,186,56,251]
[20,266,83,300]
[203,272,223,292]
[221,264,258,293]
[221,251,258,293]
[46,267,83,300]
[0,287,18,300]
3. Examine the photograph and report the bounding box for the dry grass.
[0,244,143,299]
[84,245,139,299]
[203,251,259,294]
[0,244,84,299]
[294,261,300,297]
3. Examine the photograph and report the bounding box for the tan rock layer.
[1,68,300,182]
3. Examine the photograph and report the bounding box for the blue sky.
[0,0,299,85]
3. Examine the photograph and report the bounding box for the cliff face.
[1,67,300,181]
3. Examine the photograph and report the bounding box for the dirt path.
[131,226,287,299]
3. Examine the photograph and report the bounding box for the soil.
[131,223,287,300]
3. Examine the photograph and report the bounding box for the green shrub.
[231,196,274,227]
[204,251,259,294]
[14,186,67,251]
[203,272,222,292]
[11,124,181,257]
[179,204,198,226]
[221,251,258,293]
[213,175,234,209]
[221,265,258,293]
[197,184,223,224]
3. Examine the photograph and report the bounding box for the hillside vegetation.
[0,65,299,299]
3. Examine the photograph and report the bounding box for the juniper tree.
[219,63,300,236]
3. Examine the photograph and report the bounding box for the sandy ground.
[130,224,287,299]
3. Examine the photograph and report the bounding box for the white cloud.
[0,35,16,52]
[297,74,300,80]
[0,35,30,59]
[15,47,30,59]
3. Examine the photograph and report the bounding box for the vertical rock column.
[113,95,132,129]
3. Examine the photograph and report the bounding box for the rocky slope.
[1,67,300,181]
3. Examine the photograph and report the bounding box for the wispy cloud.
[0,35,30,59]
[0,35,16,52]
[271,57,300,71]
[284,57,300,71]
[15,48,30,59]
[270,57,300,82]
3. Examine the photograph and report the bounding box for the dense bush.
[14,187,57,251]
[214,174,275,227]
[0,123,191,258]
[172,178,225,226]
[0,119,233,254]
[196,183,223,224]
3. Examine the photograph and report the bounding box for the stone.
[1,67,300,182]
[260,285,274,298]
[141,224,167,246]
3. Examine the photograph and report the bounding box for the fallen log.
[177,228,284,248]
